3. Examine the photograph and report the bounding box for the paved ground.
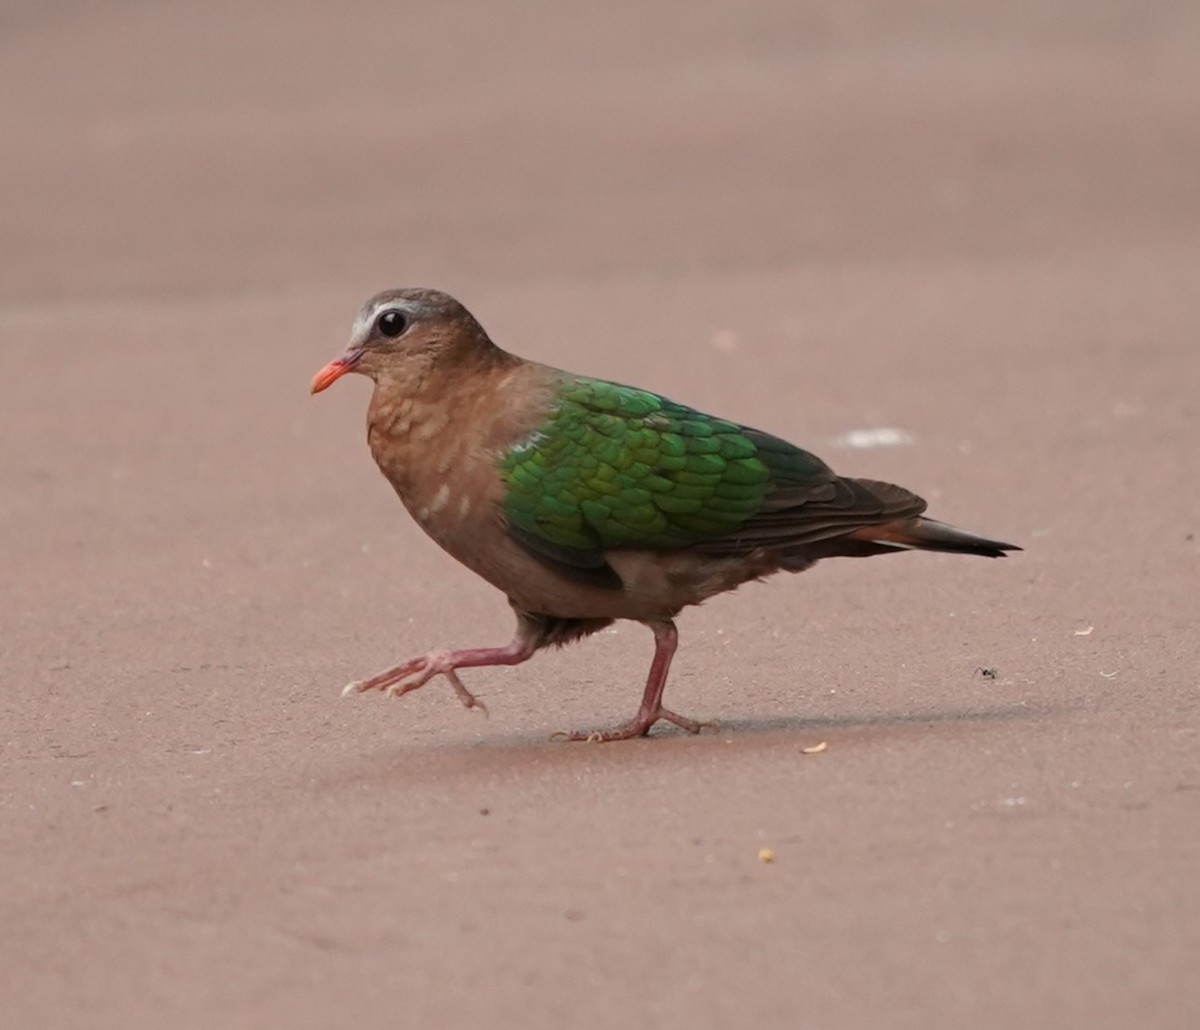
[3,3,1198,1027]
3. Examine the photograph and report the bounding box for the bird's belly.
[398,470,783,622]
[499,544,779,623]
[412,514,680,620]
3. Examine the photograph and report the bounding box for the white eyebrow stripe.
[350,298,408,345]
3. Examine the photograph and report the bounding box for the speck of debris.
[976,667,997,680]
[478,808,490,816]
[834,427,915,449]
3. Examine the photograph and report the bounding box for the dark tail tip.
[851,518,1022,558]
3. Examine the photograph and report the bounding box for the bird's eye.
[376,309,408,337]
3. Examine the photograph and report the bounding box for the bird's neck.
[365,346,545,503]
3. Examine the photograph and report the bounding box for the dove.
[311,288,1018,741]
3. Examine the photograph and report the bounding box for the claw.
[382,681,412,699]
[334,635,535,719]
[550,709,717,743]
[445,669,487,714]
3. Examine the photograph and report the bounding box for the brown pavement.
[2,3,1198,1028]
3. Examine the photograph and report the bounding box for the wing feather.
[498,377,923,568]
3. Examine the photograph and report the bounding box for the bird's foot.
[551,707,719,743]
[341,651,488,715]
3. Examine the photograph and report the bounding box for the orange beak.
[309,353,360,394]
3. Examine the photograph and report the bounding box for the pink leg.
[558,620,715,742]
[341,634,536,714]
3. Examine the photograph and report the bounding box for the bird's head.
[310,288,490,393]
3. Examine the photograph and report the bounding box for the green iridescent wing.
[499,376,901,586]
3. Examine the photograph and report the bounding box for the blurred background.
[4,3,1198,1028]
[8,2,1196,303]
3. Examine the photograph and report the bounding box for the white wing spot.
[509,429,547,457]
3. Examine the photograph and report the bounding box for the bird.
[311,288,1019,741]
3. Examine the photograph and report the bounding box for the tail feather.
[847,517,1020,558]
